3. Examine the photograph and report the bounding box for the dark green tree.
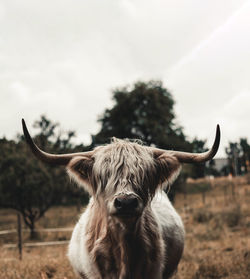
[0,116,88,238]
[92,80,192,152]
[190,138,208,178]
[0,138,56,238]
[225,142,241,176]
[239,138,250,173]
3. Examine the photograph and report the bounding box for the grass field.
[0,175,249,279]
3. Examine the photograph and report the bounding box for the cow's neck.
[86,203,163,279]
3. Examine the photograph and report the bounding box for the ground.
[0,176,249,279]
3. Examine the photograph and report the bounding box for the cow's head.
[22,119,220,224]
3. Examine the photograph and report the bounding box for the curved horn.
[153,125,220,164]
[22,119,92,165]
[172,125,220,163]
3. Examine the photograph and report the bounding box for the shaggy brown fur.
[85,201,164,279]
[69,139,182,279]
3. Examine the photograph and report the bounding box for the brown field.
[0,175,250,279]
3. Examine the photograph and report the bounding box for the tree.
[92,80,192,152]
[0,138,55,238]
[239,138,250,173]
[225,142,241,176]
[225,138,250,176]
[189,138,208,178]
[0,116,88,238]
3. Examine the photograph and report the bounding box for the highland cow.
[22,119,220,279]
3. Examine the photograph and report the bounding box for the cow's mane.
[85,198,164,278]
[92,138,159,198]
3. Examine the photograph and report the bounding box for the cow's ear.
[154,152,181,188]
[67,156,94,194]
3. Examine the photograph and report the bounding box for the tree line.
[0,80,249,237]
[225,139,250,176]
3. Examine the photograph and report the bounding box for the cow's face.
[67,139,181,224]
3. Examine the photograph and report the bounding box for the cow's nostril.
[130,197,138,209]
[114,198,123,209]
[114,196,139,212]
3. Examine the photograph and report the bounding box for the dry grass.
[0,175,250,279]
[172,175,250,279]
[0,246,75,279]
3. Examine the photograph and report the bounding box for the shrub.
[223,205,241,228]
[193,210,213,223]
[193,262,228,279]
[186,182,211,194]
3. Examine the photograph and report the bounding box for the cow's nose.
[114,195,139,213]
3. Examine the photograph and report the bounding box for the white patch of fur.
[68,199,100,278]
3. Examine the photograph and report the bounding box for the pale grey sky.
[0,0,250,157]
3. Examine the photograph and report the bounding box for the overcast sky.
[1,0,250,157]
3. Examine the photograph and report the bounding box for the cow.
[22,119,220,279]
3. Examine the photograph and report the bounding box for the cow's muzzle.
[112,193,142,218]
